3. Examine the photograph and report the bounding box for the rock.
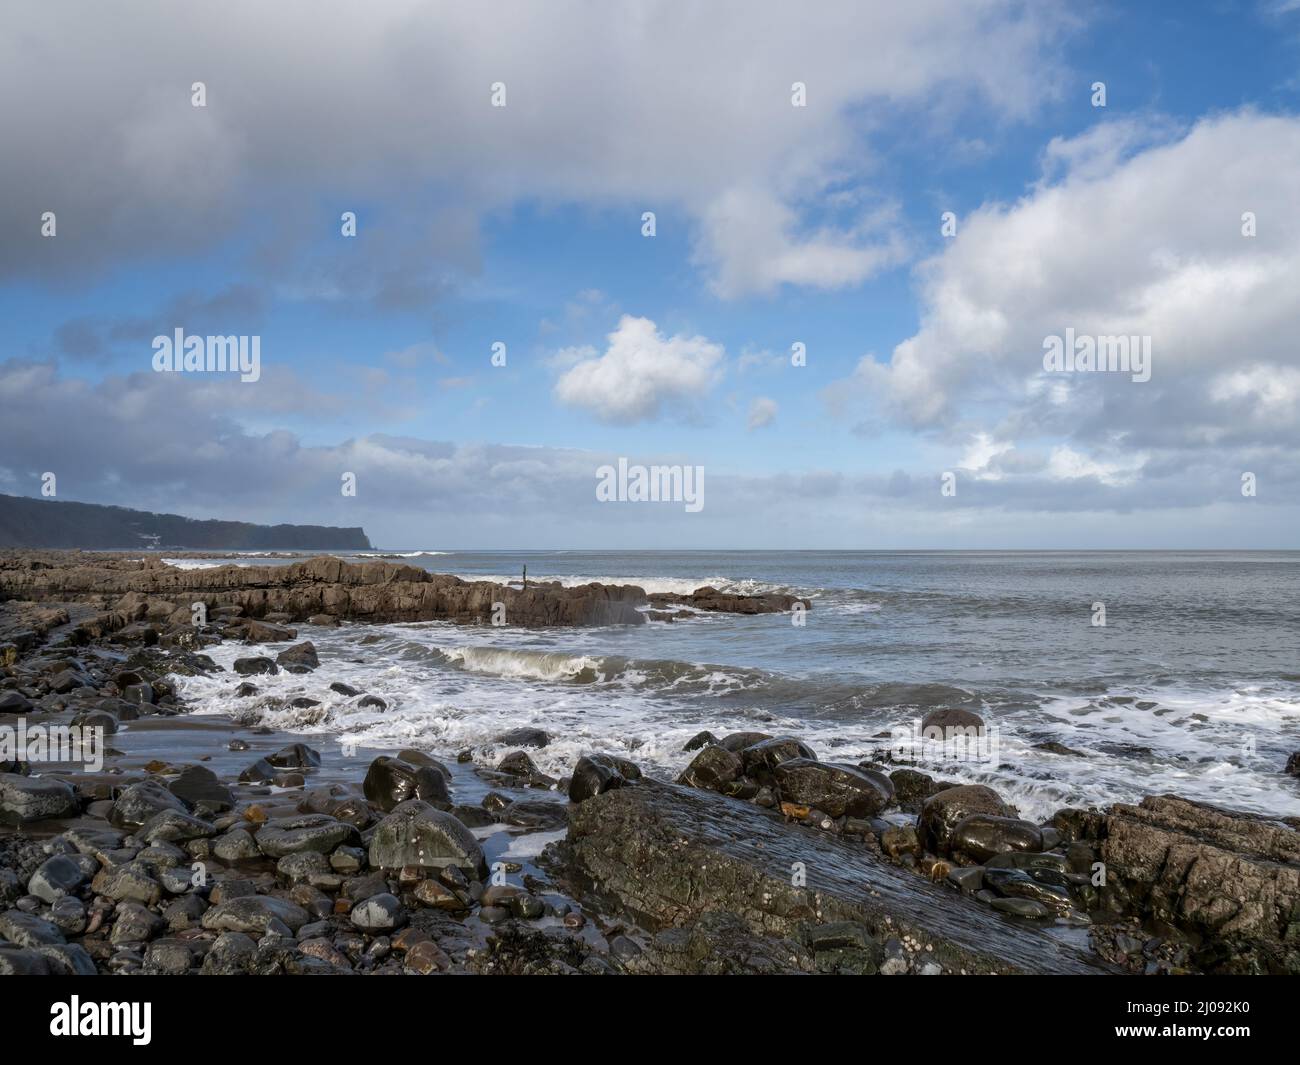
[495,727,549,749]
[91,861,163,906]
[738,736,817,779]
[0,691,35,715]
[275,641,319,671]
[565,780,1107,974]
[233,656,278,676]
[368,800,487,879]
[990,897,1052,918]
[48,896,87,935]
[201,895,310,934]
[36,942,97,975]
[363,756,449,811]
[267,742,322,769]
[145,939,195,974]
[0,908,65,947]
[329,682,361,697]
[949,814,1045,863]
[571,753,642,805]
[920,707,986,737]
[716,731,772,753]
[0,773,79,824]
[109,779,189,830]
[351,892,404,932]
[982,867,1075,914]
[0,946,51,974]
[27,855,87,904]
[919,785,1014,855]
[238,759,277,784]
[49,668,93,694]
[138,808,216,843]
[358,695,387,711]
[256,814,359,857]
[241,620,297,643]
[888,768,945,811]
[1094,794,1300,974]
[167,765,234,811]
[110,901,165,944]
[213,829,260,861]
[404,938,451,974]
[234,682,258,697]
[497,750,538,777]
[772,759,894,818]
[1285,751,1300,777]
[676,745,742,791]
[200,931,258,974]
[682,730,718,752]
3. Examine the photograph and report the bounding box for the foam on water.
[174,616,1300,824]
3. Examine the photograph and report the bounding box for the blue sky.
[3,1,1300,548]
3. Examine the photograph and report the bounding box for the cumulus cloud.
[1,0,1072,297]
[837,111,1300,502]
[553,316,725,423]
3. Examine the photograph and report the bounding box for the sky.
[2,0,1300,549]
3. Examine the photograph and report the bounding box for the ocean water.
[171,550,1300,821]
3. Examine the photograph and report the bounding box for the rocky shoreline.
[1,556,1298,975]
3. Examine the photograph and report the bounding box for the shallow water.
[171,549,1300,821]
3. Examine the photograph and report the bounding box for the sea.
[168,550,1300,822]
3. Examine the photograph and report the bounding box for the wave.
[451,573,797,597]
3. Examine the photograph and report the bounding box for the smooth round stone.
[350,892,404,932]
[990,897,1052,918]
[28,855,88,904]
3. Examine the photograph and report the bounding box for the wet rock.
[0,946,52,974]
[358,695,387,711]
[676,745,742,791]
[351,892,404,932]
[28,855,88,904]
[495,727,549,749]
[212,829,260,861]
[919,707,986,737]
[200,931,258,974]
[267,742,322,769]
[109,779,188,830]
[569,753,641,803]
[37,942,97,975]
[0,908,65,947]
[241,620,296,643]
[233,657,278,677]
[238,758,277,784]
[92,861,163,906]
[919,785,1014,855]
[991,897,1052,919]
[1285,751,1300,777]
[144,939,195,974]
[772,759,893,818]
[167,765,234,812]
[363,755,450,811]
[497,750,538,777]
[983,867,1075,914]
[48,896,87,935]
[110,901,164,944]
[368,800,487,879]
[0,691,35,715]
[0,773,79,824]
[739,736,817,780]
[256,814,359,857]
[949,814,1045,864]
[716,731,772,753]
[201,895,310,935]
[329,681,361,697]
[682,730,718,752]
[234,682,258,697]
[138,809,217,844]
[275,641,319,671]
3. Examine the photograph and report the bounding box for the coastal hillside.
[0,492,371,550]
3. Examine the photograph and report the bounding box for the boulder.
[676,745,742,791]
[201,895,310,935]
[233,657,278,676]
[918,785,1013,855]
[739,736,816,779]
[363,756,449,811]
[368,800,487,879]
[267,742,322,769]
[569,753,641,804]
[256,814,359,857]
[772,759,894,818]
[275,641,320,671]
[948,814,1045,863]
[919,707,986,738]
[495,727,549,749]
[0,773,79,824]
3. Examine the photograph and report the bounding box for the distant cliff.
[0,493,372,550]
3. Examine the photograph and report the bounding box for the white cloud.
[747,397,778,430]
[0,0,1074,295]
[553,316,725,423]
